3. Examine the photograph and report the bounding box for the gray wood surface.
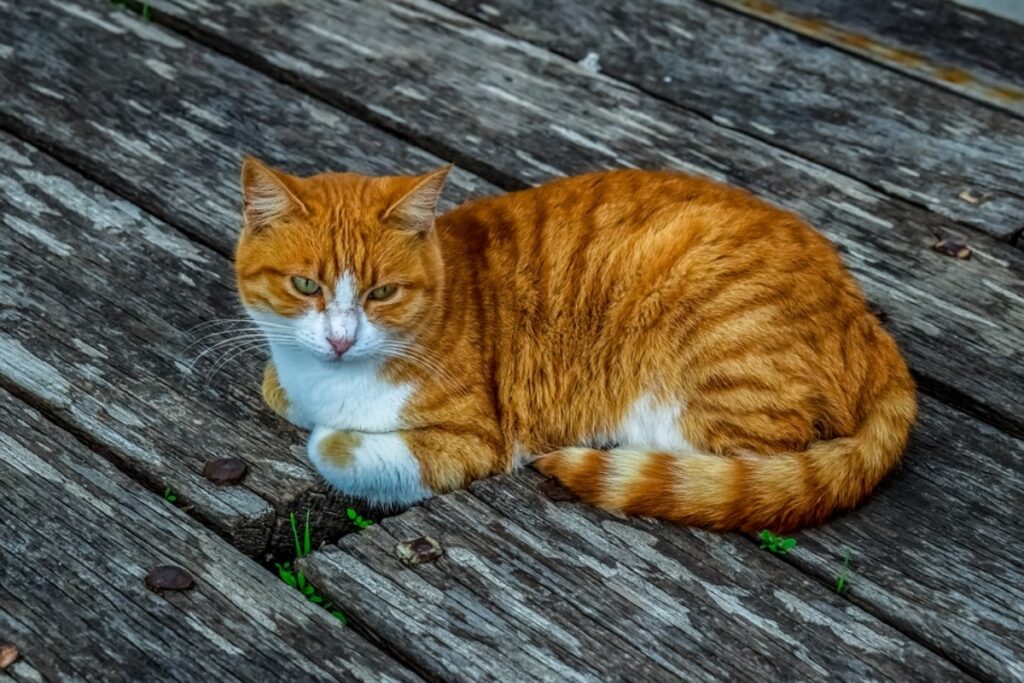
[0,1,492,256]
[0,0,497,555]
[302,393,1024,681]
[301,468,972,681]
[706,0,1024,118]
[0,131,343,556]
[0,389,419,682]
[120,0,1024,434]
[789,395,1024,681]
[1,2,1021,679]
[442,0,1024,242]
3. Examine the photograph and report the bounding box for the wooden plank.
[0,389,420,682]
[787,395,1024,682]
[302,393,1024,680]
[113,0,1024,432]
[442,0,1024,243]
[0,1,492,256]
[0,2,495,554]
[706,0,1024,118]
[0,132,385,556]
[300,474,970,681]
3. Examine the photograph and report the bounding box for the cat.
[236,157,916,532]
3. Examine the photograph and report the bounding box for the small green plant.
[759,530,797,555]
[346,507,374,529]
[110,0,151,20]
[163,486,177,503]
[835,550,852,594]
[275,511,347,625]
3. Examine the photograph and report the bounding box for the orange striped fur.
[237,162,916,532]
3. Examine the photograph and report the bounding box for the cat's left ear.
[383,165,451,235]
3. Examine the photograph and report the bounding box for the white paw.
[306,426,432,507]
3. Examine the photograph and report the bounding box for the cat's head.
[235,157,449,363]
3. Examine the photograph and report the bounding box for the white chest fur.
[269,343,412,432]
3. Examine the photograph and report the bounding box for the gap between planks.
[436,0,1024,247]
[0,9,1019,671]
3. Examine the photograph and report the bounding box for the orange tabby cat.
[236,159,916,532]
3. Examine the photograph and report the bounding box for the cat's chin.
[311,348,381,366]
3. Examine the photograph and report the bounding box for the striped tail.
[533,378,917,533]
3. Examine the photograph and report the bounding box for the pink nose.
[327,336,354,356]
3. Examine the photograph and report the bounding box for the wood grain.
[105,0,1024,433]
[442,0,1024,241]
[789,396,1024,681]
[0,131,372,556]
[706,0,1024,118]
[0,1,493,256]
[301,471,970,681]
[0,389,419,682]
[305,391,1024,680]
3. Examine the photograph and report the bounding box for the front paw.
[306,427,432,507]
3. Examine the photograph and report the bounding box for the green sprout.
[109,0,151,20]
[347,507,374,529]
[163,486,177,503]
[835,550,852,594]
[275,511,346,625]
[759,530,797,555]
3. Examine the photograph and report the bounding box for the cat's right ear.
[240,156,307,232]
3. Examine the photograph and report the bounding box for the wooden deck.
[1,0,1022,680]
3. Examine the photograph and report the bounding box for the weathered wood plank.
[789,396,1024,681]
[442,0,1024,242]
[0,389,420,682]
[0,132,361,556]
[511,396,1024,681]
[304,393,1024,680]
[0,1,496,554]
[301,474,970,681]
[706,0,1024,118]
[130,0,1024,432]
[0,1,492,256]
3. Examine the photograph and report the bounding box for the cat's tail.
[533,377,917,533]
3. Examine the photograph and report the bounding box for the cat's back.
[438,169,843,288]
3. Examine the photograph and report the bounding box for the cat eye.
[291,276,321,295]
[368,284,398,301]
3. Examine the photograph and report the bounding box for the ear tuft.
[383,165,452,234]
[240,156,306,231]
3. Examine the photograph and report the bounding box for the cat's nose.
[327,336,354,357]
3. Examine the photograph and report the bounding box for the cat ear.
[240,156,307,231]
[383,165,451,234]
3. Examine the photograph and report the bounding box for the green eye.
[368,284,397,301]
[291,276,321,295]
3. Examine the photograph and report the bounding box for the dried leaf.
[0,644,19,670]
[395,536,444,566]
